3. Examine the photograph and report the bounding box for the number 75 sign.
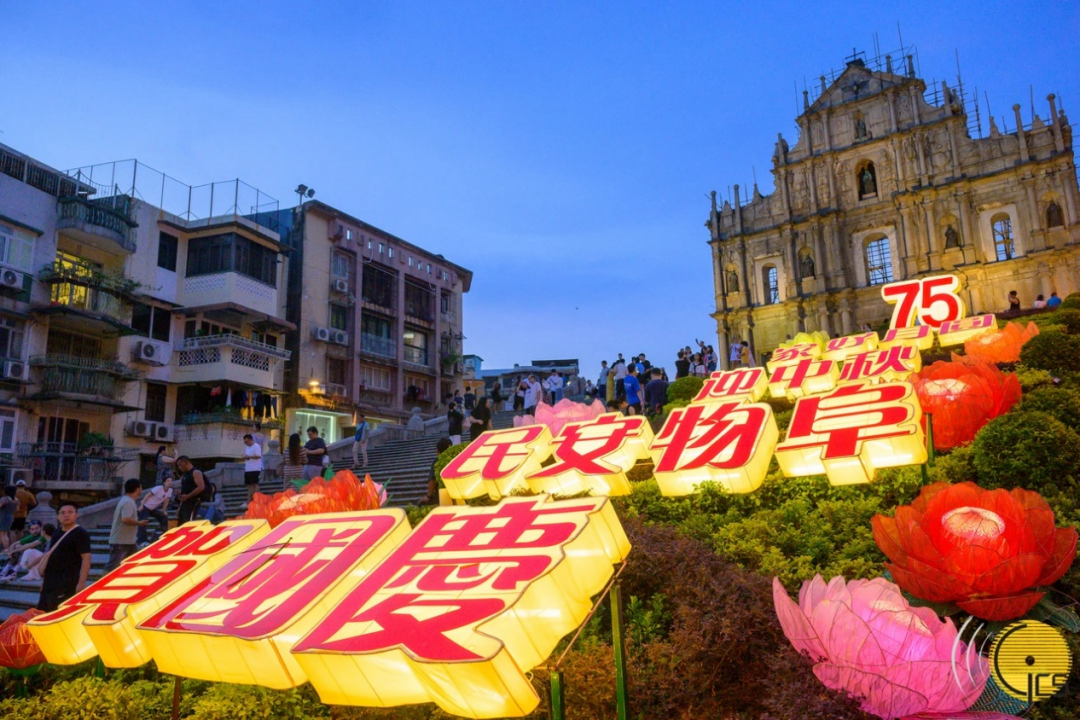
[881,275,966,329]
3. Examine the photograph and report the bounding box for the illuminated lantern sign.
[29,497,630,720]
[881,275,965,329]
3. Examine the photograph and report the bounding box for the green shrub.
[1054,308,1080,333]
[1020,386,1080,428]
[1019,332,1080,375]
[187,683,328,719]
[666,376,704,403]
[661,398,690,415]
[928,444,976,484]
[433,442,469,486]
[1060,296,1080,310]
[971,411,1080,512]
[1015,364,1056,391]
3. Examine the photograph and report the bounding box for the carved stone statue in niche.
[1047,201,1065,228]
[897,94,912,124]
[726,267,740,293]
[854,113,868,140]
[800,251,816,278]
[927,130,952,173]
[944,224,961,249]
[902,136,919,177]
[859,165,877,198]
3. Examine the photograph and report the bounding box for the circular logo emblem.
[989,620,1072,704]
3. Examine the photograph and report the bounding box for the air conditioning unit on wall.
[154,424,175,442]
[331,330,349,345]
[0,268,23,289]
[126,420,156,439]
[332,278,349,294]
[2,360,28,381]
[325,383,347,398]
[133,340,168,365]
[311,327,331,342]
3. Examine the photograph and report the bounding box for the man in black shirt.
[644,368,670,415]
[674,350,690,379]
[38,504,91,612]
[175,455,207,525]
[303,426,328,482]
[447,402,464,445]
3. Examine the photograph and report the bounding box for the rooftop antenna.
[984,90,993,121]
[973,84,983,137]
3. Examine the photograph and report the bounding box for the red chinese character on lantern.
[775,381,927,486]
[822,332,879,362]
[838,345,922,384]
[138,512,408,688]
[525,413,652,496]
[938,314,997,347]
[650,401,779,495]
[766,343,821,373]
[881,275,965,329]
[439,425,553,500]
[28,521,267,667]
[880,324,934,351]
[292,496,630,717]
[767,359,839,399]
[694,368,768,403]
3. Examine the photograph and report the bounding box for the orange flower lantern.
[243,470,385,528]
[963,321,1039,364]
[913,360,1021,450]
[0,609,47,670]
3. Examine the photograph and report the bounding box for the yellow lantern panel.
[838,345,922,385]
[292,496,631,719]
[136,511,410,689]
[693,368,769,403]
[27,520,269,667]
[650,401,779,496]
[822,332,879,362]
[775,381,927,486]
[767,359,839,400]
[937,314,997,347]
[440,426,553,500]
[766,343,822,373]
[880,324,934,351]
[525,413,653,496]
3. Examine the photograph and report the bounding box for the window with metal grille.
[329,304,349,331]
[157,232,178,272]
[992,214,1015,261]
[331,251,351,278]
[866,237,894,285]
[145,382,167,423]
[326,356,348,386]
[762,266,779,304]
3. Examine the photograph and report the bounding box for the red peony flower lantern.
[873,481,1078,621]
[243,469,385,528]
[962,321,1039,364]
[0,608,47,670]
[913,360,1021,450]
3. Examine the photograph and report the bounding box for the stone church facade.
[707,52,1080,369]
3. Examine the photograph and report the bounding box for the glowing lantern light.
[773,575,992,719]
[767,359,839,400]
[651,401,778,495]
[525,413,653,496]
[766,342,822,373]
[243,470,385,528]
[28,520,269,667]
[963,321,1040,364]
[775,381,927,486]
[873,482,1078,620]
[293,496,630,718]
[694,368,768,403]
[514,398,606,438]
[822,332,879,362]
[837,345,921,385]
[777,330,829,350]
[440,425,553,500]
[913,360,1021,450]
[937,313,997,347]
[879,323,934,351]
[0,609,47,670]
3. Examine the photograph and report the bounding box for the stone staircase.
[0,411,522,618]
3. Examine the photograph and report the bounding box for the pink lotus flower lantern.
[513,398,606,437]
[774,575,1016,720]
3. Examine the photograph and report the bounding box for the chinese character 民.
[439,425,553,499]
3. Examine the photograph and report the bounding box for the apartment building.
[281,201,472,441]
[0,144,291,504]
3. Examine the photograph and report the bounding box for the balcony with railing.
[57,195,137,255]
[27,364,139,408]
[404,281,434,326]
[403,345,433,374]
[39,259,142,301]
[172,334,290,388]
[29,354,141,380]
[16,441,140,490]
[173,413,283,459]
[177,271,280,318]
[359,333,396,359]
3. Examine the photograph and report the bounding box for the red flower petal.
[887,560,973,603]
[957,591,1045,621]
[1034,527,1079,587]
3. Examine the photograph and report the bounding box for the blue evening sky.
[2,1,1078,380]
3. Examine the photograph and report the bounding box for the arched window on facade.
[762,265,779,304]
[865,236,894,286]
[857,161,878,200]
[1047,201,1065,229]
[991,213,1015,261]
